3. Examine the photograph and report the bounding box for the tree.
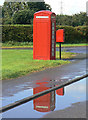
[2,2,52,24]
[12,9,35,24]
[56,15,72,26]
[27,2,52,11]
[56,12,86,26]
[2,2,27,17]
[71,12,86,26]
[2,2,26,24]
[0,6,2,24]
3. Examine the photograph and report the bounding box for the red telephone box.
[33,10,56,60]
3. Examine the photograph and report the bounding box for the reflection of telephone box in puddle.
[33,83,55,112]
[56,88,64,96]
[33,10,56,60]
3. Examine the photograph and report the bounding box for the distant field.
[2,49,75,80]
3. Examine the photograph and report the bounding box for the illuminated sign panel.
[36,16,49,18]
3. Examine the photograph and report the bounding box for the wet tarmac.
[1,46,88,118]
[56,46,87,54]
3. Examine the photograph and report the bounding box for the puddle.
[2,70,86,107]
[2,71,86,107]
[2,88,33,106]
[2,78,86,118]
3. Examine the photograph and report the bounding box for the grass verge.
[2,42,88,48]
[56,43,88,47]
[2,42,33,48]
[2,49,75,80]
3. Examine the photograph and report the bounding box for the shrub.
[56,25,87,43]
[12,9,34,24]
[2,25,33,43]
[2,25,87,44]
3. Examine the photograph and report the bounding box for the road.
[1,46,88,119]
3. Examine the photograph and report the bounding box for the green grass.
[56,43,88,47]
[2,49,75,80]
[2,42,33,48]
[2,42,88,48]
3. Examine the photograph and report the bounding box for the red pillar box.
[33,10,56,60]
[56,29,64,42]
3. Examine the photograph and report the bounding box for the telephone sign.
[33,10,56,60]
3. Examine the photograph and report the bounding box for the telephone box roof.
[34,10,56,16]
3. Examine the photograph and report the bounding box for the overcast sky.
[0,0,87,15]
[44,0,87,15]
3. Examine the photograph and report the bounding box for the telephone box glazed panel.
[56,29,64,42]
[33,10,56,60]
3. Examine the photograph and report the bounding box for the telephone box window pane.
[52,35,54,39]
[51,16,55,19]
[52,40,54,43]
[52,22,54,26]
[52,43,54,48]
[52,48,54,52]
[52,27,54,30]
[52,31,54,34]
[52,52,54,56]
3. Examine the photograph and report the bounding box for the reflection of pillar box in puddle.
[33,10,56,60]
[33,83,55,112]
[56,88,64,96]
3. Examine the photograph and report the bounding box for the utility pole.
[60,0,63,15]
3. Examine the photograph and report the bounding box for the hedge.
[2,25,87,44]
[56,25,87,43]
[2,25,33,43]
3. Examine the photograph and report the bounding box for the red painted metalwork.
[33,10,56,60]
[33,81,55,112]
[56,87,64,96]
[56,29,64,42]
